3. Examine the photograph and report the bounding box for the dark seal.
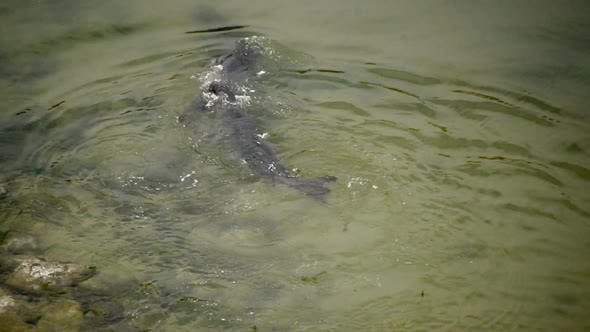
[180,37,336,200]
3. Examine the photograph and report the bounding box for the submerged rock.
[0,282,126,331]
[0,256,127,330]
[0,287,16,313]
[80,295,125,327]
[0,287,42,331]
[36,298,83,332]
[1,255,95,294]
[0,287,84,332]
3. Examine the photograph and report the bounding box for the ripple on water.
[0,7,589,329]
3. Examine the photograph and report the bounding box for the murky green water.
[1,1,589,331]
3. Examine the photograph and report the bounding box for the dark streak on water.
[185,25,248,34]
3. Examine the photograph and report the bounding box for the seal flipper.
[276,175,337,201]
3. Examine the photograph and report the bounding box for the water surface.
[1,1,589,331]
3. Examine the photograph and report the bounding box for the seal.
[180,38,336,200]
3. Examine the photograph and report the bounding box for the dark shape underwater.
[180,37,336,200]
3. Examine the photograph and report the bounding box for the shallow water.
[1,1,589,331]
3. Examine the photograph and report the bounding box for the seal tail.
[276,175,337,201]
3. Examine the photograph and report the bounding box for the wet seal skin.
[180,37,336,200]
